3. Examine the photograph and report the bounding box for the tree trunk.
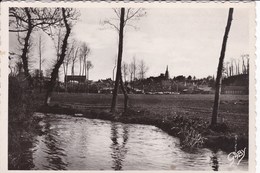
[211,8,233,125]
[87,68,89,93]
[82,61,84,76]
[39,35,42,93]
[65,63,69,92]
[85,59,87,77]
[21,8,33,86]
[242,59,246,74]
[71,61,74,76]
[45,8,71,105]
[82,58,86,76]
[226,64,229,77]
[247,58,249,74]
[111,8,125,114]
[79,58,82,75]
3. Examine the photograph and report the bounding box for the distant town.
[13,64,249,95]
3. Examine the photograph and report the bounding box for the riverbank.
[38,102,248,155]
[51,93,249,134]
[8,77,44,169]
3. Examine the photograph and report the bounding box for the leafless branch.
[103,20,119,32]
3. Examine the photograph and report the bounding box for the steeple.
[165,65,169,80]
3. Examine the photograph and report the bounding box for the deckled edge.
[256,2,260,173]
[0,1,257,173]
[0,0,256,3]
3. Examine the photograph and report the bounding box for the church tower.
[165,65,169,80]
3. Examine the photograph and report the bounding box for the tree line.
[121,57,149,83]
[223,54,249,77]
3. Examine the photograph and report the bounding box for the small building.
[99,87,113,94]
[65,75,86,83]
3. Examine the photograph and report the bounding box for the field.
[51,93,249,134]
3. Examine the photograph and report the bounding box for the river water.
[27,113,248,171]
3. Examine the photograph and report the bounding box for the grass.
[51,92,248,135]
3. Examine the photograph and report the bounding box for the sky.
[9,7,250,81]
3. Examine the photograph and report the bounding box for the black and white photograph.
[0,1,256,172]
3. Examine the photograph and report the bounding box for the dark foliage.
[8,76,43,169]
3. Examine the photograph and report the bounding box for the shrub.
[8,76,43,169]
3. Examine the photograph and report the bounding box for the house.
[65,75,86,83]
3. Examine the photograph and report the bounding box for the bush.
[8,76,43,169]
[9,76,40,124]
[179,125,205,149]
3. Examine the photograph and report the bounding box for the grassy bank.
[51,93,248,134]
[8,77,44,169]
[38,92,249,154]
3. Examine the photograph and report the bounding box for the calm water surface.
[29,113,247,171]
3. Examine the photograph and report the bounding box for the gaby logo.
[227,147,246,166]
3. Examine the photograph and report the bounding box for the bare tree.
[37,32,46,92]
[110,8,126,113]
[241,54,249,74]
[131,56,137,81]
[230,59,234,76]
[51,28,64,84]
[224,61,230,77]
[112,56,117,81]
[86,60,94,93]
[234,59,240,75]
[54,29,63,62]
[241,55,246,74]
[86,60,94,81]
[211,8,233,126]
[237,59,240,75]
[129,56,138,89]
[138,59,148,80]
[79,43,90,76]
[128,66,133,85]
[122,62,128,83]
[45,8,79,105]
[71,41,80,76]
[104,8,146,113]
[63,42,74,91]
[9,8,64,85]
[37,33,45,77]
[246,56,249,74]
[128,57,136,88]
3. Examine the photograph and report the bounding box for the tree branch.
[103,20,119,32]
[9,29,28,32]
[124,8,142,25]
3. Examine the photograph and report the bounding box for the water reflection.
[110,123,129,170]
[210,151,219,171]
[41,117,68,170]
[23,113,248,171]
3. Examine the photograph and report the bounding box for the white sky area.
[9,8,250,81]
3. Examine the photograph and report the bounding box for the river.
[24,113,248,171]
